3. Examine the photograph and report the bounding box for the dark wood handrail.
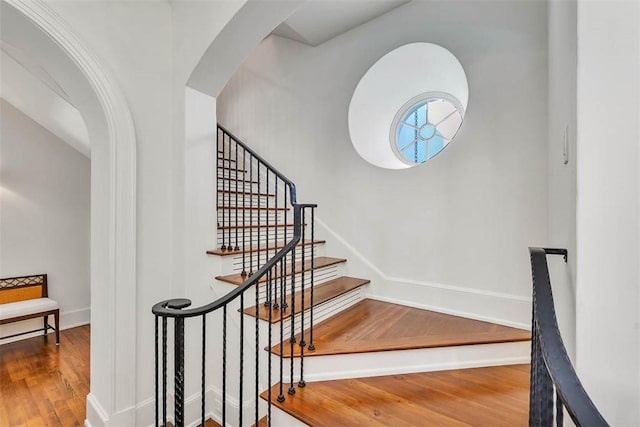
[529,247,608,426]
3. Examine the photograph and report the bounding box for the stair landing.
[272,299,530,357]
[264,364,530,426]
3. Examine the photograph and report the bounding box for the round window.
[391,92,464,165]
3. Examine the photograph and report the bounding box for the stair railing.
[152,125,317,427]
[529,247,608,427]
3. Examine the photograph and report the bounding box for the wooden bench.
[0,274,60,344]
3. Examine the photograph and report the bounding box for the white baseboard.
[316,217,531,329]
[0,306,90,344]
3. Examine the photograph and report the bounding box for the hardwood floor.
[0,325,90,426]
[272,299,530,357]
[264,364,530,426]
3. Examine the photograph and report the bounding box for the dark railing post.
[174,317,185,427]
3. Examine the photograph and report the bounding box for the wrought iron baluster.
[249,155,254,275]
[288,209,297,396]
[222,306,227,426]
[273,177,279,309]
[257,162,261,279]
[219,130,226,251]
[255,277,260,426]
[308,207,316,351]
[265,170,271,307]
[556,389,564,427]
[234,140,239,251]
[267,268,273,425]
[162,317,167,427]
[174,317,185,427]
[282,186,288,310]
[298,207,306,388]
[201,315,206,427]
[242,148,247,276]
[278,255,286,403]
[226,135,232,251]
[239,293,244,427]
[154,316,159,427]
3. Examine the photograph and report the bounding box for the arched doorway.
[1,1,137,424]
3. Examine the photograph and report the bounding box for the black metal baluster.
[308,207,316,352]
[278,256,285,403]
[298,207,306,388]
[201,315,206,427]
[265,170,271,307]
[249,155,254,275]
[242,148,247,276]
[219,130,226,251]
[162,317,167,427]
[267,268,273,425]
[282,186,288,310]
[239,293,244,427]
[255,279,260,426]
[174,317,185,427]
[556,389,564,427]
[227,136,232,252]
[273,177,279,309]
[222,306,227,426]
[154,316,159,427]
[257,162,261,280]
[288,207,298,396]
[234,140,239,251]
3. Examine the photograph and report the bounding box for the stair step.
[218,205,289,211]
[215,257,346,285]
[272,299,530,357]
[263,364,529,427]
[217,157,236,163]
[217,189,274,197]
[207,240,325,256]
[243,276,370,322]
[218,176,259,184]
[218,165,247,173]
[217,223,299,230]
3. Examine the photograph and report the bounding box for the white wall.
[547,0,577,360]
[217,0,549,327]
[0,99,90,339]
[576,1,640,424]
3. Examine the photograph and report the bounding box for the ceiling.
[271,0,410,46]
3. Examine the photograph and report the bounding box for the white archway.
[1,1,137,425]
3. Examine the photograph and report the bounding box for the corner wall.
[0,99,90,339]
[576,1,640,423]
[217,0,549,327]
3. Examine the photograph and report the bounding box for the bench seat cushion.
[0,298,59,321]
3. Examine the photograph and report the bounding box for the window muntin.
[392,94,464,165]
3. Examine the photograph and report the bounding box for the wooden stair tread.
[207,240,325,256]
[217,223,299,230]
[217,189,275,197]
[217,157,236,163]
[218,176,259,184]
[217,205,289,211]
[165,419,220,427]
[271,299,530,357]
[218,165,247,173]
[215,257,346,285]
[262,364,529,427]
[243,276,370,322]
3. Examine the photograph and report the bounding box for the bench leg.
[44,316,48,336]
[54,310,60,345]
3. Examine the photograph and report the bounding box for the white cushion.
[0,298,59,321]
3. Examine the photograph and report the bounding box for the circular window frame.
[390,91,466,166]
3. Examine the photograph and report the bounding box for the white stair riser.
[217,210,286,227]
[219,246,324,274]
[217,194,279,208]
[280,341,530,384]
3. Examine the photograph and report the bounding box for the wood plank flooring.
[0,326,90,426]
[264,364,530,426]
[272,299,530,357]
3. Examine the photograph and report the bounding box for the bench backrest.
[0,274,48,304]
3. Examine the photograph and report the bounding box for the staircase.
[152,124,532,427]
